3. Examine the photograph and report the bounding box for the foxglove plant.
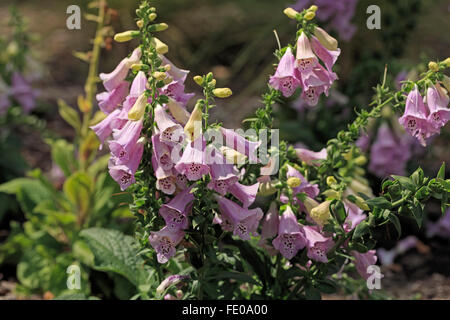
[91,2,449,300]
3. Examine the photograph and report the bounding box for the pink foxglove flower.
[351,250,378,280]
[280,165,319,209]
[90,109,122,148]
[343,200,366,233]
[174,137,210,181]
[117,71,148,122]
[161,80,195,107]
[272,206,306,259]
[156,274,189,295]
[296,32,318,73]
[159,55,190,83]
[96,81,129,114]
[228,181,260,208]
[108,141,143,191]
[11,72,38,113]
[426,83,450,130]
[269,47,301,97]
[295,147,327,166]
[300,64,337,106]
[302,225,334,263]
[399,85,436,146]
[159,187,195,232]
[152,156,176,195]
[109,119,143,165]
[152,133,174,171]
[257,202,280,255]
[100,47,141,91]
[207,149,239,195]
[149,226,185,264]
[154,104,185,145]
[310,36,340,73]
[214,195,263,241]
[220,127,261,164]
[368,123,412,177]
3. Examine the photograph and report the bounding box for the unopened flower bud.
[167,99,190,125]
[163,76,173,85]
[114,30,140,42]
[150,7,156,12]
[209,79,217,87]
[313,26,338,51]
[442,75,450,92]
[131,63,148,72]
[164,64,171,71]
[323,189,340,200]
[304,11,315,20]
[176,290,183,299]
[283,8,299,20]
[150,37,169,54]
[193,75,204,86]
[220,146,247,164]
[303,196,319,214]
[308,5,318,12]
[428,61,439,72]
[136,19,144,29]
[310,200,332,226]
[258,180,278,196]
[148,23,169,32]
[149,13,157,21]
[326,176,337,186]
[287,177,301,188]
[443,57,450,68]
[213,88,232,98]
[354,155,367,166]
[128,93,148,120]
[153,71,166,81]
[353,195,370,211]
[184,102,203,141]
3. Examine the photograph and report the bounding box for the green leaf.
[80,228,148,286]
[437,162,445,180]
[388,213,401,238]
[352,221,369,240]
[365,197,392,209]
[58,99,81,133]
[46,139,77,177]
[208,271,261,286]
[391,175,415,191]
[63,172,93,215]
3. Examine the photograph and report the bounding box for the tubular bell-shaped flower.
[108,141,144,191]
[159,187,195,232]
[152,133,173,171]
[90,109,122,148]
[174,137,210,181]
[109,119,143,164]
[152,155,176,195]
[96,81,130,114]
[280,165,319,208]
[269,47,301,97]
[220,128,261,164]
[154,104,185,145]
[228,181,260,208]
[214,195,263,241]
[426,83,450,130]
[149,226,185,264]
[302,225,334,263]
[398,85,436,146]
[294,147,327,166]
[351,250,378,280]
[207,148,239,195]
[100,47,142,91]
[272,206,306,259]
[257,202,280,255]
[296,31,318,73]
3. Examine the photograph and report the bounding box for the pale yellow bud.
[212,88,232,98]
[131,63,147,72]
[443,57,450,68]
[326,176,337,186]
[148,23,168,32]
[136,20,144,29]
[287,177,301,188]
[308,5,318,12]
[164,64,171,71]
[310,200,332,226]
[163,76,173,85]
[184,103,203,141]
[349,179,374,198]
[149,13,157,21]
[313,26,338,51]
[323,189,340,200]
[258,179,279,196]
[193,75,204,86]
[220,146,247,164]
[304,11,315,20]
[152,71,166,81]
[353,195,370,211]
[167,99,190,125]
[209,79,217,87]
[128,93,148,120]
[428,61,439,72]
[114,30,140,42]
[151,38,168,55]
[303,196,319,214]
[442,75,450,92]
[354,155,367,166]
[283,8,299,20]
